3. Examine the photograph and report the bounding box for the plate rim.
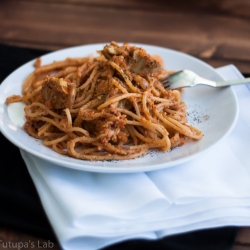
[0,43,239,173]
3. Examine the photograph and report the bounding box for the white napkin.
[21,65,250,250]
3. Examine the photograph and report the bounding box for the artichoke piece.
[130,48,161,75]
[41,76,76,109]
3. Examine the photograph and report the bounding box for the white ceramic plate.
[0,43,239,173]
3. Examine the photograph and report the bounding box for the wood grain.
[231,227,250,250]
[0,0,250,73]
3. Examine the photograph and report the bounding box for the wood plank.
[1,0,250,74]
[8,0,250,18]
[234,227,250,245]
[231,247,250,250]
[1,0,250,52]
[231,227,250,250]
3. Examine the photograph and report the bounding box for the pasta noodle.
[6,42,203,161]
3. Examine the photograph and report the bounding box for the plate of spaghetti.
[0,42,238,173]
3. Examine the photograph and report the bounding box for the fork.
[161,70,250,90]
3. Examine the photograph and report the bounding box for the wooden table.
[1,0,250,74]
[1,0,250,249]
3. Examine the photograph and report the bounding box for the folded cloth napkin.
[21,65,250,250]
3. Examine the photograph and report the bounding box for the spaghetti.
[6,42,203,161]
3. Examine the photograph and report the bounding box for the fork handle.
[216,77,250,87]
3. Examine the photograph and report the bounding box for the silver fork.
[161,70,250,90]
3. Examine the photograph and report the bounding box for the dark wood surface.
[1,0,250,249]
[1,0,250,73]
